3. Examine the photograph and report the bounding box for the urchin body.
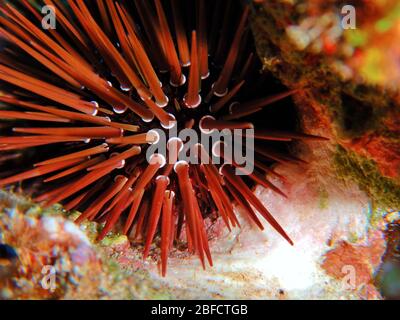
[0,0,326,275]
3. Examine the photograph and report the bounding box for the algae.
[334,145,400,209]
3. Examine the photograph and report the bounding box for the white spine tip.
[173,160,189,173]
[219,164,228,175]
[114,175,126,182]
[212,140,225,158]
[120,85,132,92]
[91,101,99,116]
[165,190,175,198]
[201,71,210,80]
[167,137,184,152]
[135,146,142,153]
[199,115,216,134]
[183,94,202,109]
[142,113,155,123]
[149,153,166,168]
[214,88,228,97]
[155,96,169,108]
[112,105,128,114]
[170,74,186,87]
[161,114,177,129]
[156,175,170,185]
[116,160,125,169]
[229,102,240,114]
[147,130,161,145]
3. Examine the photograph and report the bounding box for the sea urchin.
[0,0,327,276]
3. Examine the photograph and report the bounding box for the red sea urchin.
[0,0,327,276]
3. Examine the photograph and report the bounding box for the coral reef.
[0,191,171,299]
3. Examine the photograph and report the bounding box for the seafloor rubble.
[0,191,173,299]
[0,0,400,299]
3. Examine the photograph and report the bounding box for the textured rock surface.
[0,191,171,299]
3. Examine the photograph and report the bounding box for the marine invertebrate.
[0,0,326,275]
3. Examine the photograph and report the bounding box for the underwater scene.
[0,0,399,301]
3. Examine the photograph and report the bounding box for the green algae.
[334,146,400,210]
[346,29,368,47]
[100,234,128,247]
[375,3,400,33]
